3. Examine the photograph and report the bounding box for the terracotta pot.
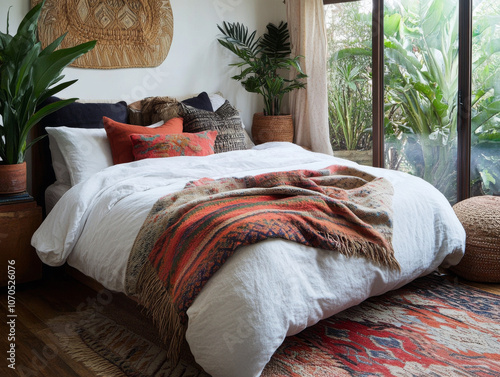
[0,162,27,194]
[251,113,294,145]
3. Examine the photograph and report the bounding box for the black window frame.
[323,0,473,201]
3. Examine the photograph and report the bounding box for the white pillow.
[208,92,227,112]
[46,127,113,186]
[146,120,165,128]
[46,120,165,186]
[47,133,72,186]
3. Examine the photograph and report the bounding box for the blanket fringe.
[321,232,401,272]
[136,262,187,365]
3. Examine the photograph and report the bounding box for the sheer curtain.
[286,0,333,155]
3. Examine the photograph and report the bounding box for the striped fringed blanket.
[125,165,398,363]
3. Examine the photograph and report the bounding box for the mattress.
[45,182,72,214]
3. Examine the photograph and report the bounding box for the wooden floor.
[0,268,139,377]
[1,268,499,377]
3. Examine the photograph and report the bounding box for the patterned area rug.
[48,273,500,377]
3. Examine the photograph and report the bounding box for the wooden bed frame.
[31,122,56,216]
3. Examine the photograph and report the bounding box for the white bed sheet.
[45,182,71,214]
[32,143,465,377]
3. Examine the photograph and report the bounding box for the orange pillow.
[103,116,183,164]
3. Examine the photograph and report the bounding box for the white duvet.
[32,143,465,377]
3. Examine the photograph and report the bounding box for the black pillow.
[38,96,128,129]
[181,92,213,112]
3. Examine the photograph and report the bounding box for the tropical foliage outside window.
[325,1,372,152]
[325,0,500,202]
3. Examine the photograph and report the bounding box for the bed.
[30,94,466,377]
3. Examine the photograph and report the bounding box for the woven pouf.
[450,195,500,282]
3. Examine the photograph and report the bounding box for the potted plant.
[217,21,307,144]
[0,0,95,194]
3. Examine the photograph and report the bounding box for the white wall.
[0,0,287,128]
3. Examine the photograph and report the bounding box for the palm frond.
[259,21,291,58]
[217,22,260,57]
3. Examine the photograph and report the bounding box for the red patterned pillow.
[103,116,183,164]
[130,131,218,160]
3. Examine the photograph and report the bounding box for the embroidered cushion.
[130,130,218,160]
[180,100,246,153]
[104,116,183,164]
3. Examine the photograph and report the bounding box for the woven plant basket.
[252,113,294,145]
[450,195,500,283]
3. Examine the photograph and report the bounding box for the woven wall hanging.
[31,0,174,69]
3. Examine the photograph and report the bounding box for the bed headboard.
[31,122,55,215]
[30,98,130,215]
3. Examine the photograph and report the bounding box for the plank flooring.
[0,269,137,377]
[1,268,499,377]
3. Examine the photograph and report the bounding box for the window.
[325,0,500,203]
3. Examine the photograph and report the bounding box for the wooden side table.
[0,200,43,286]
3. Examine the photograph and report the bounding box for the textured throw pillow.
[137,92,214,126]
[130,131,218,160]
[180,100,246,153]
[127,100,144,125]
[208,93,255,149]
[104,116,183,164]
[140,96,180,125]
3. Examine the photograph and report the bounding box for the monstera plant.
[0,0,95,193]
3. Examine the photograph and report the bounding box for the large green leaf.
[19,98,79,153]
[385,39,424,81]
[384,14,401,37]
[32,40,96,98]
[38,79,77,107]
[334,47,371,60]
[472,100,500,132]
[0,0,95,164]
[14,42,40,97]
[17,1,44,37]
[39,33,66,57]
[0,32,13,59]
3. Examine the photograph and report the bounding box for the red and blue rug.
[48,273,500,376]
[262,273,500,376]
